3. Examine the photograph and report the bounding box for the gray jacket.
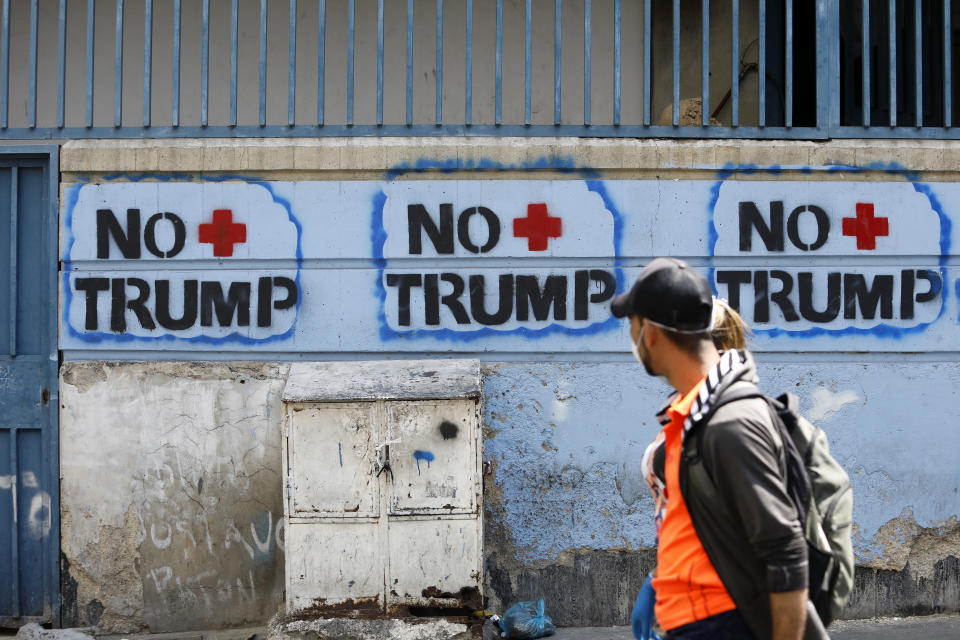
[669,350,810,639]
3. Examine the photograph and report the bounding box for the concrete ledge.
[59,137,960,177]
[268,616,472,640]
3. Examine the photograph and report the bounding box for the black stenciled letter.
[385,273,423,326]
[787,205,830,251]
[844,273,894,320]
[75,277,109,330]
[408,204,454,254]
[739,201,784,252]
[915,270,942,303]
[715,270,751,311]
[257,277,298,327]
[96,209,141,259]
[798,272,841,323]
[155,280,199,330]
[769,270,800,321]
[469,274,513,325]
[424,274,441,325]
[573,269,616,320]
[201,281,251,327]
[516,275,567,321]
[110,278,127,332]
[125,278,156,330]
[457,207,500,254]
[903,270,943,321]
[144,212,187,259]
[440,273,471,324]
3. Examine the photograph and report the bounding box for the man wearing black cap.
[612,258,810,640]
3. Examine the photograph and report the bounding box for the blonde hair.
[711,298,750,351]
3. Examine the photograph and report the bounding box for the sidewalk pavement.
[549,613,960,639]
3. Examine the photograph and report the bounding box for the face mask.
[631,325,646,365]
[632,324,656,375]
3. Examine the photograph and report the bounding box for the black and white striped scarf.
[653,350,753,440]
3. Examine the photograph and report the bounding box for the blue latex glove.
[631,573,660,640]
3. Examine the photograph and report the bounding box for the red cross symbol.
[198,209,247,257]
[842,203,889,250]
[513,203,562,251]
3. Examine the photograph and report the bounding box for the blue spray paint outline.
[373,158,626,342]
[61,173,303,346]
[708,163,952,339]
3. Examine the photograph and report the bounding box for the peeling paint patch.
[807,387,861,421]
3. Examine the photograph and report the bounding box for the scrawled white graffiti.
[142,511,284,559]
[147,566,259,611]
[27,490,51,539]
[1,472,51,539]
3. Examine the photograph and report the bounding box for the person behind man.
[612,257,809,640]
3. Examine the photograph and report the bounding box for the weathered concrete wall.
[56,137,960,629]
[481,361,960,624]
[59,362,289,632]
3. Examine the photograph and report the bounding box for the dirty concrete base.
[268,615,472,640]
[486,547,960,626]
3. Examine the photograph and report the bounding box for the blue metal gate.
[0,148,59,628]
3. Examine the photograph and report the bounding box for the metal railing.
[0,0,955,140]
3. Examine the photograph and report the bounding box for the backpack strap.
[685,381,811,531]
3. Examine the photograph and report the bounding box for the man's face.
[630,315,655,376]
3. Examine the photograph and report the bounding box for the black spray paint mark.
[438,420,459,440]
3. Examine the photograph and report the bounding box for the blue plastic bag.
[497,597,556,639]
[630,573,661,640]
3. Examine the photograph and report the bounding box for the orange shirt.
[651,379,737,631]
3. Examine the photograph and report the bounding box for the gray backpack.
[710,388,855,626]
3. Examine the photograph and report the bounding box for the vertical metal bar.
[85,0,95,127]
[259,0,267,126]
[143,0,153,127]
[731,0,739,127]
[786,0,792,126]
[201,0,209,126]
[554,0,561,125]
[817,0,839,132]
[702,0,709,126]
[672,0,679,126]
[406,0,413,126]
[890,0,897,126]
[288,0,297,127]
[946,0,952,127]
[28,0,38,128]
[57,0,66,128]
[172,0,180,126]
[614,0,620,126]
[319,0,326,125]
[114,0,123,127]
[9,430,19,615]
[377,0,384,126]
[1,0,9,129]
[584,0,591,126]
[758,0,765,127]
[915,0,922,127]
[230,0,238,126]
[348,0,355,125]
[863,0,870,126]
[643,0,651,125]
[496,0,502,125]
[435,0,442,125]
[9,167,17,357]
[465,0,472,126]
[525,0,532,124]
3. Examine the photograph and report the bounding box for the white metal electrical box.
[281,359,483,616]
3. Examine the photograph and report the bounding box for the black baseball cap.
[610,258,714,332]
